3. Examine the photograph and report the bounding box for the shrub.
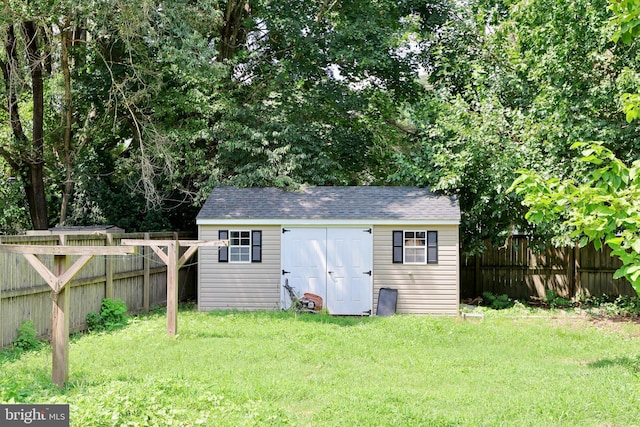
[481,292,515,310]
[582,294,640,317]
[12,320,42,352]
[87,298,129,332]
[545,290,573,308]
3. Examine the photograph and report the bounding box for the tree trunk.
[218,1,251,62]
[59,24,74,226]
[3,23,50,229]
[22,21,49,229]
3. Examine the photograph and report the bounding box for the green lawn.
[2,307,640,426]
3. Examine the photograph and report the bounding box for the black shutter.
[392,230,403,263]
[218,230,228,263]
[251,230,262,263]
[427,231,438,264]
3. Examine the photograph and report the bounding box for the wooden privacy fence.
[0,231,196,348]
[461,235,637,300]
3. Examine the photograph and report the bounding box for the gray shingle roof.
[197,186,460,222]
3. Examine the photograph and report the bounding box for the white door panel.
[327,228,372,315]
[281,228,327,309]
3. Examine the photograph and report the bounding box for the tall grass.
[2,308,640,426]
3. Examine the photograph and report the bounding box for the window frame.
[229,230,252,263]
[403,230,427,265]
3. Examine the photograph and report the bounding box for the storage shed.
[196,186,461,315]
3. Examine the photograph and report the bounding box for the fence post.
[0,263,3,348]
[574,244,581,298]
[567,244,575,299]
[143,232,150,311]
[105,234,114,300]
[474,254,481,297]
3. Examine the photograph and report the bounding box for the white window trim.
[403,230,427,265]
[229,230,252,263]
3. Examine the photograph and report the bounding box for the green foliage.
[12,320,42,352]
[0,176,30,234]
[393,0,640,253]
[610,0,640,131]
[511,142,640,294]
[391,93,530,253]
[545,290,573,308]
[2,0,454,233]
[86,298,129,332]
[609,0,640,46]
[481,292,515,310]
[582,294,640,316]
[3,0,638,241]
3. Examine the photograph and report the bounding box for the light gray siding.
[373,225,459,315]
[198,225,281,311]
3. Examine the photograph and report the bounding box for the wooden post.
[567,244,575,299]
[143,232,150,312]
[474,254,481,297]
[0,271,2,348]
[574,244,581,298]
[166,240,179,336]
[52,254,70,388]
[105,234,114,300]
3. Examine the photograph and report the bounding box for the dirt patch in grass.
[587,314,640,335]
[550,310,640,337]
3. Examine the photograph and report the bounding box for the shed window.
[218,230,262,263]
[393,230,438,264]
[230,231,251,263]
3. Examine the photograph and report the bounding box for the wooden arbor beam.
[0,245,135,256]
[0,244,135,388]
[121,239,227,337]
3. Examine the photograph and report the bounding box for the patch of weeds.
[12,320,43,352]
[582,294,640,317]
[0,347,24,366]
[179,301,197,311]
[482,292,515,310]
[545,290,573,309]
[86,298,129,332]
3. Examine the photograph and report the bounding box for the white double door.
[282,227,373,315]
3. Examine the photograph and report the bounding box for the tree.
[511,142,640,294]
[0,1,225,230]
[510,0,640,294]
[203,0,448,189]
[1,0,451,233]
[391,0,640,252]
[388,93,529,254]
[1,17,49,228]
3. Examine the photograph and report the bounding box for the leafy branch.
[510,142,640,293]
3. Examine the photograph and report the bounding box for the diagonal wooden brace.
[22,253,94,293]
